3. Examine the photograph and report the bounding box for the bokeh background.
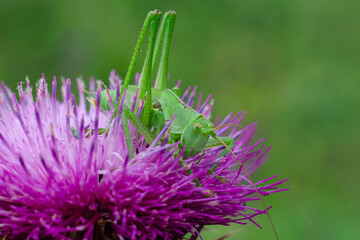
[1,0,359,239]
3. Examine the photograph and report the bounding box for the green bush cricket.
[87,10,280,239]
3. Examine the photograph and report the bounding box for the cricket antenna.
[213,123,233,131]
[213,134,280,240]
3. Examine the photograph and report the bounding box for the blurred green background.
[1,0,359,239]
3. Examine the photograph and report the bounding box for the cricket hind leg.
[123,105,156,146]
[153,11,177,90]
[112,10,160,125]
[117,105,156,160]
[137,13,162,127]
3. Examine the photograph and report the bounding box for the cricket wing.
[160,89,200,134]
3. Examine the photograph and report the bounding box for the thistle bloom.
[0,72,287,239]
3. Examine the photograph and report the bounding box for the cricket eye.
[193,122,202,134]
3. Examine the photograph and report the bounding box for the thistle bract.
[0,73,287,239]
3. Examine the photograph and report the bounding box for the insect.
[87,10,279,239]
[95,12,234,159]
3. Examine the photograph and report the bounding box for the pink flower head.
[0,73,287,239]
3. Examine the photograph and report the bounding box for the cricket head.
[181,116,214,158]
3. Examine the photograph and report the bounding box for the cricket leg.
[112,10,160,123]
[203,137,234,183]
[151,11,170,76]
[123,105,155,145]
[154,11,177,90]
[137,13,161,127]
[178,158,203,188]
[120,105,155,159]
[206,137,234,158]
[121,113,134,159]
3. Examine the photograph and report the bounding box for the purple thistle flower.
[0,73,288,240]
